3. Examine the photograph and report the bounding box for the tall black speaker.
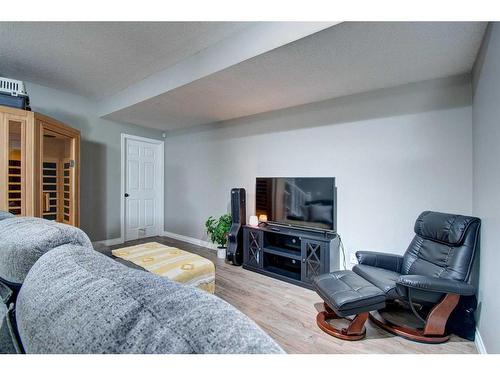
[226,188,246,266]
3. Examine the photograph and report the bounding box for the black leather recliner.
[353,211,480,343]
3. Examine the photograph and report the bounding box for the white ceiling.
[0,22,487,131]
[0,22,251,98]
[107,22,487,130]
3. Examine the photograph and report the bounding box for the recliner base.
[369,312,450,344]
[369,293,460,344]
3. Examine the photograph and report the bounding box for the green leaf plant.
[205,214,232,248]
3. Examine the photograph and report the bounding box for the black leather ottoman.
[313,270,386,340]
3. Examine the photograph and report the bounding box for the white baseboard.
[93,232,218,251]
[475,328,487,354]
[92,237,124,247]
[162,231,217,251]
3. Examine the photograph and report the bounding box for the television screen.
[255,177,336,231]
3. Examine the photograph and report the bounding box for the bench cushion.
[313,270,385,317]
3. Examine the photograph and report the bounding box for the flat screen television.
[255,177,336,232]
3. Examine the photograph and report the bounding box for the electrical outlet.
[349,254,357,264]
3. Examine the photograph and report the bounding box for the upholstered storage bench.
[112,242,216,294]
[313,270,386,340]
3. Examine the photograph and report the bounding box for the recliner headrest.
[414,211,480,246]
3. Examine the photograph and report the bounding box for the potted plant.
[205,214,232,259]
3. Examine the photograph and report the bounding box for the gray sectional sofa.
[0,212,283,354]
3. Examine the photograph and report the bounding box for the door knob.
[124,193,129,197]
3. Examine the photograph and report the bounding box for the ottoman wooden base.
[316,303,368,341]
[313,271,386,341]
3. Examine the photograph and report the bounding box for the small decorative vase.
[217,246,227,259]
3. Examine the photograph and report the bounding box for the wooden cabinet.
[243,228,263,268]
[243,225,340,289]
[301,239,326,284]
[0,105,80,227]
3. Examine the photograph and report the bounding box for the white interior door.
[124,137,162,241]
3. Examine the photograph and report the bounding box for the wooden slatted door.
[41,158,59,221]
[1,112,28,216]
[62,158,73,224]
[40,124,79,227]
[8,154,22,215]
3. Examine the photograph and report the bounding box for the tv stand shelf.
[263,246,301,261]
[242,224,340,289]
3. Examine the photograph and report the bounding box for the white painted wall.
[472,23,500,354]
[164,75,473,264]
[24,82,163,241]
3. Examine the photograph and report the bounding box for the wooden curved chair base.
[369,312,450,343]
[316,303,368,341]
[369,293,460,344]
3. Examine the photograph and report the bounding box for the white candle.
[249,215,259,227]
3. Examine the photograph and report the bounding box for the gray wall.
[164,75,473,264]
[472,23,500,354]
[25,82,163,241]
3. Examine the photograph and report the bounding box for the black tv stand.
[242,224,340,289]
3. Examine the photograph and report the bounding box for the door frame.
[120,133,164,244]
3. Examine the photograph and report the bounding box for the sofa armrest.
[355,251,404,273]
[397,275,476,296]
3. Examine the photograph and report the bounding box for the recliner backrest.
[401,211,480,282]
[0,216,93,288]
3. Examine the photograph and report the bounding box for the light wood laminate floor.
[100,236,477,354]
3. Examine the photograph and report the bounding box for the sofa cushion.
[353,264,401,300]
[16,244,284,354]
[0,217,92,285]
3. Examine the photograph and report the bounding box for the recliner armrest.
[397,275,476,296]
[355,251,403,273]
